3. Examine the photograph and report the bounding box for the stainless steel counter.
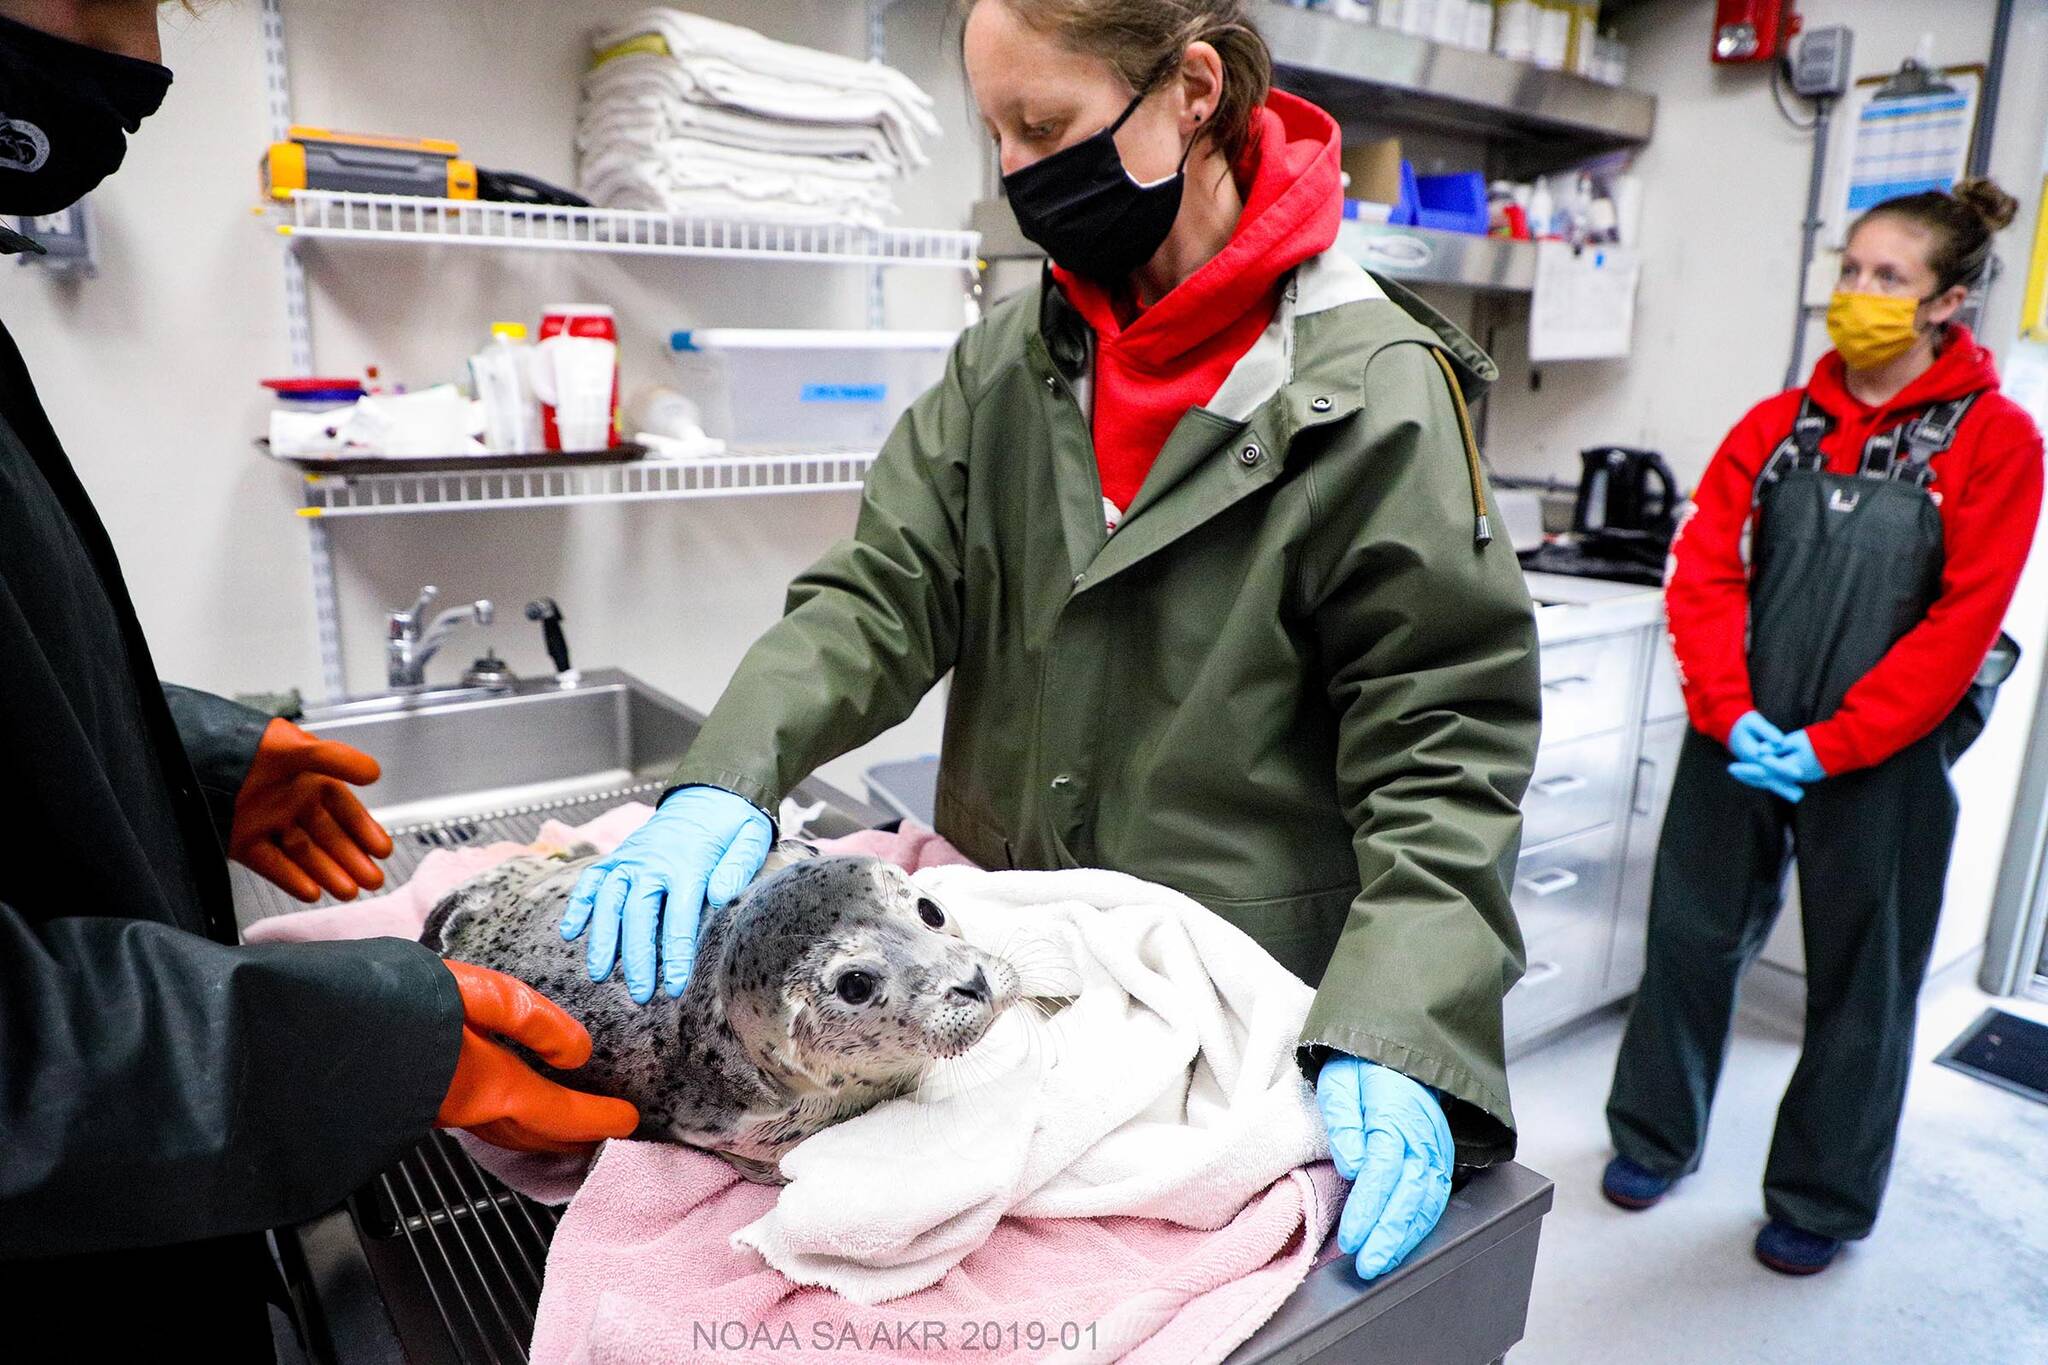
[1224,1163,1553,1365]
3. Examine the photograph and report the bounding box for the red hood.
[1053,88,1343,371]
[1806,326,2003,422]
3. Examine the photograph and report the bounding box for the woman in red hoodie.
[1602,179,2042,1274]
[568,0,1545,1286]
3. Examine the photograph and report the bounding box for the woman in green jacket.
[567,0,1541,1279]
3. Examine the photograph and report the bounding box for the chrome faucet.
[387,585,495,690]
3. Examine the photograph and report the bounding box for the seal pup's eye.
[834,970,878,1005]
[917,898,946,929]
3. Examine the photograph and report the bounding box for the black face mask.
[0,13,171,217]
[1003,86,1195,284]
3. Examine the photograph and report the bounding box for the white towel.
[587,11,938,168]
[582,54,914,169]
[578,143,896,228]
[663,97,906,168]
[575,177,889,228]
[730,866,1332,1305]
[579,130,896,187]
[592,9,938,121]
[575,14,941,224]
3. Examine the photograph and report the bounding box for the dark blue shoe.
[1601,1155,1675,1210]
[1754,1220,1843,1275]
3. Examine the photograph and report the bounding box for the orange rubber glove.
[436,960,641,1154]
[229,719,395,902]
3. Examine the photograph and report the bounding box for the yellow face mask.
[1825,291,1927,371]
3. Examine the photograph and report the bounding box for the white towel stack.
[577,8,942,228]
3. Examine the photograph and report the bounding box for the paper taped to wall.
[1826,64,1982,248]
[1531,242,1640,362]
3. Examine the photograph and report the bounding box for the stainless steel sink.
[300,669,703,827]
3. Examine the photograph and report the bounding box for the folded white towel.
[579,130,895,187]
[581,60,908,168]
[592,8,938,121]
[578,142,896,228]
[583,14,939,170]
[665,97,905,167]
[730,866,1332,1305]
[576,170,892,229]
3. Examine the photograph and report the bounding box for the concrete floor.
[1506,967,2048,1365]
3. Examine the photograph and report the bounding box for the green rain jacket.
[672,249,1542,1168]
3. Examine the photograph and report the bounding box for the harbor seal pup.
[421,843,1020,1183]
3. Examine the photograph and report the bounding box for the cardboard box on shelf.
[1341,136,1406,210]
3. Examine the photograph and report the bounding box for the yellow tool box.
[262,126,478,201]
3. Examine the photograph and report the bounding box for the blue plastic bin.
[1388,158,1419,226]
[1413,171,1489,235]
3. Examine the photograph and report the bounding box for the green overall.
[1605,390,2018,1239]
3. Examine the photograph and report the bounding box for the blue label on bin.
[801,383,886,404]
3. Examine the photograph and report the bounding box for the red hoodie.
[1052,89,1342,518]
[1665,329,2044,774]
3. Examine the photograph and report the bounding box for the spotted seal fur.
[421,843,1019,1183]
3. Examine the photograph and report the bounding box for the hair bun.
[1952,176,2020,233]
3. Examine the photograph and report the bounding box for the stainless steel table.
[1224,1163,1552,1365]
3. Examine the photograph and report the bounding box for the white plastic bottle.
[1527,177,1555,239]
[469,321,542,454]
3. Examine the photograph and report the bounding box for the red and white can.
[536,304,621,450]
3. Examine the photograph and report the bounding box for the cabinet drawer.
[1645,634,1687,723]
[1512,827,1621,946]
[1505,922,1610,1043]
[1538,633,1640,744]
[1522,730,1627,851]
[1608,716,1689,995]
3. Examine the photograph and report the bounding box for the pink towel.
[530,1140,1346,1365]
[240,811,1342,1360]
[813,822,979,873]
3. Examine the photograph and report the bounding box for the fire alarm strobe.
[1713,0,1801,65]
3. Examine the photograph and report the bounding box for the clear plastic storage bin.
[666,329,957,450]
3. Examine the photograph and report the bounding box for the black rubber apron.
[1606,385,2020,1241]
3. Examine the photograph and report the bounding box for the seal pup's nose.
[947,965,990,1005]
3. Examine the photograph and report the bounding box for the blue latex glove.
[1763,729,1828,784]
[1726,710,1787,765]
[1316,1055,1454,1281]
[560,786,772,1003]
[1728,727,1827,803]
[1727,761,1807,803]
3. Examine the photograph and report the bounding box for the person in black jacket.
[0,4,638,1356]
